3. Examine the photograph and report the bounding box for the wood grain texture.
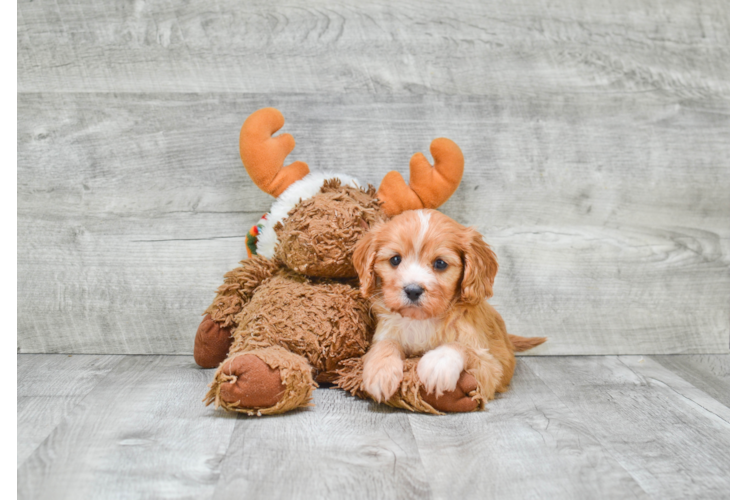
[18,0,729,355]
[524,356,729,499]
[407,359,648,499]
[651,354,729,406]
[620,356,728,423]
[17,354,124,467]
[18,91,728,354]
[17,0,728,96]
[16,355,730,499]
[214,389,432,499]
[17,356,238,499]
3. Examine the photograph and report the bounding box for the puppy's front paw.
[417,346,465,397]
[362,355,404,403]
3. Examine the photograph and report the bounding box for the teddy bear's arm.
[204,255,281,327]
[194,256,281,368]
[336,357,484,414]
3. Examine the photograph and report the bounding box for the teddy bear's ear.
[239,108,310,198]
[376,138,464,217]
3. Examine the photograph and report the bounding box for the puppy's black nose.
[404,284,424,302]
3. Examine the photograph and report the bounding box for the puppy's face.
[353,209,498,320]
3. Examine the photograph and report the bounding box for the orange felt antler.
[239,108,310,197]
[377,138,464,217]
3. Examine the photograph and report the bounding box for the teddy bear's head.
[240,108,465,279]
[274,179,385,278]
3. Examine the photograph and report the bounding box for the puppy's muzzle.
[404,284,425,303]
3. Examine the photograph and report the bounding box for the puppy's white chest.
[375,313,439,356]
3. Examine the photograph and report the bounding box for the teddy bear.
[194,107,480,415]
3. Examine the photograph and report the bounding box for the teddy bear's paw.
[218,353,286,409]
[194,315,233,368]
[420,371,480,413]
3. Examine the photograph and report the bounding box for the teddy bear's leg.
[204,346,317,416]
[194,316,233,368]
[419,372,481,413]
[336,358,484,414]
[194,257,280,368]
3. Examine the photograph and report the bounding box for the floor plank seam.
[617,356,730,424]
[403,413,436,500]
[647,377,729,426]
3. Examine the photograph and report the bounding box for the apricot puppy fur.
[353,209,545,404]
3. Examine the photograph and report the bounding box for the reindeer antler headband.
[239,108,464,217]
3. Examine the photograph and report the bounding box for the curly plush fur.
[255,172,363,259]
[200,181,383,415]
[229,270,374,377]
[336,357,486,415]
[275,181,384,278]
[196,108,472,416]
[204,256,281,329]
[196,180,490,415]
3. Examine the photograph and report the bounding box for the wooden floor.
[17,354,729,499]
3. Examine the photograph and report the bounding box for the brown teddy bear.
[194,107,476,415]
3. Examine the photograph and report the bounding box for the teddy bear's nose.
[404,284,424,302]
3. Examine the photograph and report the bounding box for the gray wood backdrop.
[17,0,729,355]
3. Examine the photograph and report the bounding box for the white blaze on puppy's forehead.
[414,210,432,253]
[399,258,437,287]
[396,210,435,289]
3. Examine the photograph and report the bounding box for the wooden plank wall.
[17,0,729,355]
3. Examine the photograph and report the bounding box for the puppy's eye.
[389,255,402,267]
[434,259,448,270]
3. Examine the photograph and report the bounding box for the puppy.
[353,209,545,405]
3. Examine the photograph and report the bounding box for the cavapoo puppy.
[353,209,545,405]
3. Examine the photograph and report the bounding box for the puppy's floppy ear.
[460,227,498,304]
[353,226,380,298]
